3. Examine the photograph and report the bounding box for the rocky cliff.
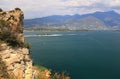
[0,8,24,44]
[0,44,34,79]
[0,8,34,79]
[0,8,70,79]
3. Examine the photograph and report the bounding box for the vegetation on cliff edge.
[34,65,70,79]
[0,20,23,47]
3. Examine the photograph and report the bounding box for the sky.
[0,0,120,19]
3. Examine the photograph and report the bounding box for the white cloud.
[110,0,120,6]
[0,0,120,19]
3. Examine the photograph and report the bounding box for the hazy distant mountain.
[86,11,120,28]
[24,11,120,30]
[64,16,108,30]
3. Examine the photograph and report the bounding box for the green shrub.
[24,42,31,49]
[35,65,48,72]
[0,8,3,12]
[0,19,23,47]
[34,65,70,79]
[0,30,22,47]
[0,20,7,31]
[51,71,70,79]
[0,39,4,44]
[15,8,21,11]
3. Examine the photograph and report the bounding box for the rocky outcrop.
[0,8,24,44]
[0,44,34,79]
[0,8,34,79]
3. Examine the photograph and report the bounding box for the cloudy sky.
[1,0,120,19]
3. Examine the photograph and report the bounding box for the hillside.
[24,11,120,30]
[64,16,108,30]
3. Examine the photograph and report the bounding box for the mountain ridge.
[24,11,120,30]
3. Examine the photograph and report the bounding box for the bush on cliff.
[0,20,23,47]
[0,8,3,12]
[15,8,21,11]
[24,42,31,49]
[0,30,22,47]
[34,65,70,79]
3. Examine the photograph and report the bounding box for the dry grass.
[34,65,70,79]
[52,72,70,79]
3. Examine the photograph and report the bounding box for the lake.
[25,31,120,79]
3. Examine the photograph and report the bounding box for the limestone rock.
[0,8,24,44]
[0,8,35,79]
[0,44,35,79]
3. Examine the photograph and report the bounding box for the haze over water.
[25,31,120,79]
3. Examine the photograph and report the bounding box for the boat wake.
[25,33,77,37]
[25,34,63,37]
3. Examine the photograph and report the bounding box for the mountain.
[64,16,108,30]
[87,11,120,28]
[24,11,120,30]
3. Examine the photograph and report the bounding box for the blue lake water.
[25,31,120,79]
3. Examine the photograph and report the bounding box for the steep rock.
[0,8,35,79]
[0,8,24,44]
[0,44,34,79]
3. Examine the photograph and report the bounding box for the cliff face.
[0,44,34,79]
[0,8,34,79]
[0,8,24,44]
